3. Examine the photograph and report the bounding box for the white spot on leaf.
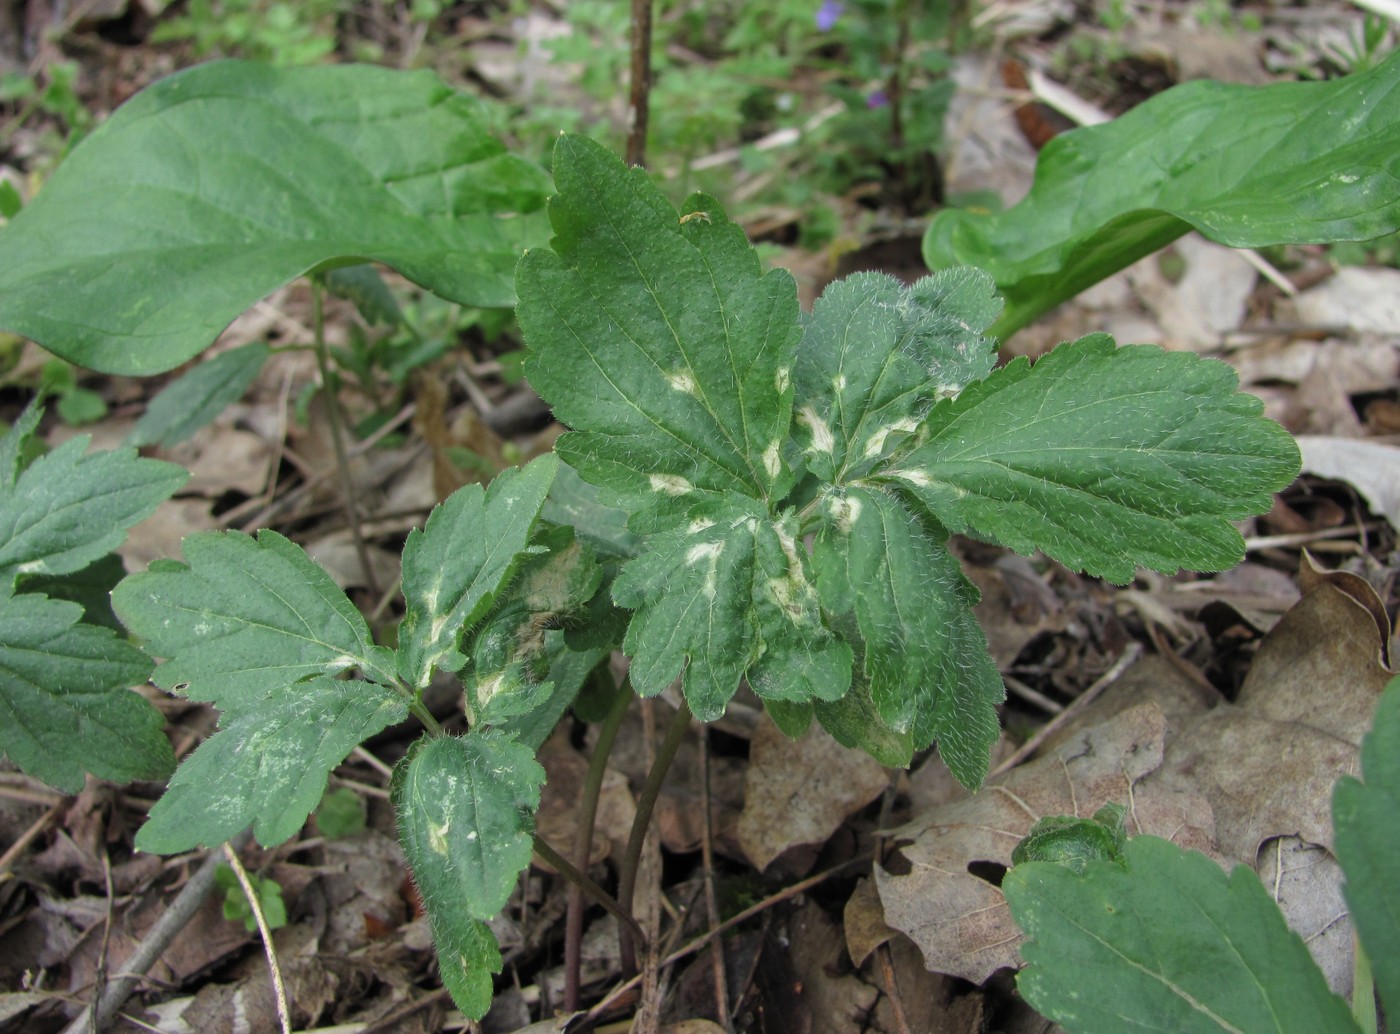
[775,366,791,394]
[666,369,698,395]
[650,473,694,496]
[763,439,782,480]
[688,517,716,534]
[798,406,835,454]
[863,417,920,459]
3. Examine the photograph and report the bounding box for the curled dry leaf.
[1297,436,1400,534]
[738,713,889,873]
[876,702,1214,984]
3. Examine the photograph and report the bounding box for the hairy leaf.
[1005,836,1357,1034]
[397,456,557,689]
[113,529,396,699]
[128,342,270,448]
[518,134,800,530]
[0,60,549,374]
[0,592,171,792]
[613,497,850,720]
[17,553,126,632]
[793,269,999,484]
[136,675,406,852]
[885,335,1301,583]
[1333,677,1400,1020]
[394,732,545,1019]
[0,397,43,488]
[811,486,1001,784]
[924,53,1400,338]
[0,436,186,580]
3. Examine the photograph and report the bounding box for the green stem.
[533,835,647,953]
[310,281,383,603]
[408,697,444,738]
[617,696,693,975]
[1353,932,1377,1034]
[564,675,635,1010]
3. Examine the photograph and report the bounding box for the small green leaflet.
[793,269,998,483]
[0,592,171,793]
[883,335,1301,584]
[811,486,1000,785]
[397,455,558,689]
[393,732,545,1020]
[518,135,800,530]
[0,434,187,579]
[113,528,404,850]
[128,341,271,448]
[1333,677,1400,1021]
[1004,836,1358,1034]
[612,496,851,721]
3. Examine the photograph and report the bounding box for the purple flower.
[866,89,889,109]
[816,0,844,31]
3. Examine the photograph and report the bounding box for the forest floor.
[1,2,1398,1032]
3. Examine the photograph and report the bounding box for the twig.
[564,680,634,1011]
[62,829,254,1034]
[618,699,692,974]
[0,799,64,872]
[990,642,1144,779]
[532,836,648,952]
[626,0,654,167]
[310,282,383,601]
[875,944,912,1034]
[699,726,732,1032]
[586,853,874,1022]
[222,843,291,1034]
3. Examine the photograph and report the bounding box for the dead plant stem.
[626,0,653,167]
[222,842,291,1034]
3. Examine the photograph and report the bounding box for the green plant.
[1004,676,1400,1033]
[4,60,1370,1025]
[150,0,347,66]
[216,864,289,932]
[0,400,185,791]
[924,51,1400,340]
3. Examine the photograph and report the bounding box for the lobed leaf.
[811,486,1001,785]
[518,134,800,530]
[793,269,999,484]
[0,60,550,374]
[0,436,187,580]
[613,497,850,720]
[136,675,407,852]
[113,528,395,700]
[397,455,558,689]
[0,592,171,793]
[393,732,545,1019]
[1333,677,1400,1021]
[884,335,1301,584]
[924,52,1400,338]
[1005,836,1358,1034]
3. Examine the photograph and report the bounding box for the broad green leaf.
[1005,836,1358,1034]
[393,732,544,1019]
[324,264,403,327]
[465,526,602,726]
[1333,677,1400,1021]
[0,592,171,792]
[128,342,270,448]
[135,674,406,852]
[397,455,557,689]
[113,529,395,700]
[1012,803,1128,874]
[793,269,999,484]
[613,497,850,720]
[498,637,610,750]
[0,60,550,375]
[0,436,187,580]
[812,681,914,769]
[518,134,800,530]
[886,335,1301,584]
[924,53,1400,339]
[811,486,1000,785]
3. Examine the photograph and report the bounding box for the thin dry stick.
[875,944,912,1034]
[62,829,254,1034]
[698,726,732,1032]
[586,853,874,1022]
[625,0,653,167]
[223,843,291,1034]
[0,800,63,872]
[990,641,1144,780]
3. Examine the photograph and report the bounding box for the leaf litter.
[2,3,1399,1033]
